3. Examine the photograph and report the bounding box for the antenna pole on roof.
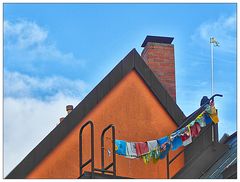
[210,37,220,95]
[210,37,220,142]
[210,38,214,96]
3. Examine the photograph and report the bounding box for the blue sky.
[3,3,237,177]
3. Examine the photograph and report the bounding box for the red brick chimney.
[141,35,176,101]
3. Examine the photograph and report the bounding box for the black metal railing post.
[100,124,116,176]
[79,120,94,178]
[112,125,116,177]
[166,153,170,179]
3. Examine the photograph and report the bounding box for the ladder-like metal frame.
[101,124,116,176]
[79,121,116,178]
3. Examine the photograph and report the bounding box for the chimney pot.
[141,35,174,47]
[66,105,73,114]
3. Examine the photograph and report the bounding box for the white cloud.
[3,93,81,177]
[4,70,88,98]
[191,14,236,54]
[4,19,85,73]
[4,20,48,49]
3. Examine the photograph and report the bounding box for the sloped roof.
[200,131,237,179]
[6,48,186,178]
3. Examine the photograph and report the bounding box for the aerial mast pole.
[210,38,214,95]
[210,37,219,142]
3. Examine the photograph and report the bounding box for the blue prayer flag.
[115,140,126,156]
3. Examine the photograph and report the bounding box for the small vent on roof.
[66,105,73,114]
[60,117,65,123]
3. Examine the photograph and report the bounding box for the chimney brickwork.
[141,36,176,101]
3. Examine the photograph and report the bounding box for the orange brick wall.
[27,70,184,179]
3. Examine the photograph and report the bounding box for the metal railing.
[79,121,116,178]
[100,124,116,176]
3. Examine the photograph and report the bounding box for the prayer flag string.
[114,102,219,164]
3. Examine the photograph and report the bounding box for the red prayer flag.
[190,122,201,138]
[135,142,149,156]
